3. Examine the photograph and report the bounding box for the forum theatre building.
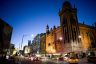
[46,1,96,54]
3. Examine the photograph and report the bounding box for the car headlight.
[69,59,72,61]
[75,59,78,62]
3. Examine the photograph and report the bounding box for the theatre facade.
[46,1,96,54]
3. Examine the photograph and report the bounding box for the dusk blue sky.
[0,0,96,49]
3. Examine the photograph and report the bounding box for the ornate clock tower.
[59,1,82,52]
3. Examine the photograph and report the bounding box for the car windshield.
[88,51,95,57]
[69,53,78,59]
[70,57,77,59]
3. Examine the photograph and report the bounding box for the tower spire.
[46,24,49,34]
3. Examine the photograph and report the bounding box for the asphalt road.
[13,56,95,64]
[15,58,95,64]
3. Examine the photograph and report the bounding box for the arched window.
[48,43,51,46]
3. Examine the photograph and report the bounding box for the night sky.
[0,0,96,49]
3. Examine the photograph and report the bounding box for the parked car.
[87,51,96,63]
[64,53,70,61]
[87,56,96,63]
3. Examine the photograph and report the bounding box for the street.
[13,56,95,64]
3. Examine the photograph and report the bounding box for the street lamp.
[59,37,62,41]
[78,35,82,39]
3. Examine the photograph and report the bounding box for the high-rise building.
[28,40,31,46]
[32,33,46,54]
[0,19,13,53]
[46,1,96,54]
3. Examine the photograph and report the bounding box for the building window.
[48,43,51,46]
[86,32,88,36]
[68,34,69,42]
[63,18,66,25]
[72,28,74,41]
[66,29,68,42]
[64,28,66,38]
[73,28,77,40]
[70,16,75,24]
[57,39,60,43]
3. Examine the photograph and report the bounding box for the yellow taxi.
[67,52,79,64]
[68,57,79,64]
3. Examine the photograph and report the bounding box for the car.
[40,57,49,61]
[67,52,79,64]
[87,51,96,63]
[33,57,40,61]
[58,57,64,61]
[29,56,34,60]
[64,53,70,61]
[87,56,96,63]
[68,57,79,64]
[29,56,40,61]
